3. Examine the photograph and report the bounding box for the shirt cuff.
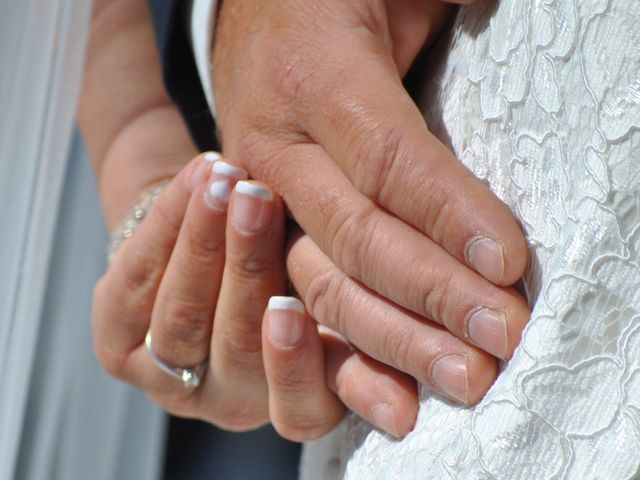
[191,0,218,118]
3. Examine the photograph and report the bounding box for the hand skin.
[79,0,419,441]
[213,0,531,413]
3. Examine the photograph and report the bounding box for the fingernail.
[187,160,210,192]
[268,297,305,348]
[371,403,403,438]
[466,237,505,284]
[467,308,508,359]
[430,355,469,404]
[203,151,222,163]
[231,181,274,235]
[204,160,248,212]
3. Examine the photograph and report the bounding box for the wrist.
[107,181,170,264]
[98,106,197,229]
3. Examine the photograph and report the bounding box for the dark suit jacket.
[145,0,430,152]
[148,0,218,152]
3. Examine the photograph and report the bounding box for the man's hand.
[81,0,420,441]
[213,0,530,403]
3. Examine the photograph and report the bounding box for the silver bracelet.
[107,182,170,264]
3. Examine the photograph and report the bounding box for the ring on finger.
[145,331,208,388]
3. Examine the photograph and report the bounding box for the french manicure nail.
[268,296,305,348]
[466,237,505,284]
[204,160,248,212]
[430,354,469,404]
[467,308,508,359]
[203,151,222,163]
[231,181,273,235]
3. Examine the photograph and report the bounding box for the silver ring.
[145,331,207,388]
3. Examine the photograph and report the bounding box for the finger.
[299,15,527,286]
[232,0,523,285]
[149,159,248,371]
[288,232,501,403]
[263,297,345,442]
[209,181,287,400]
[386,0,480,80]
[141,179,286,425]
[93,153,213,374]
[385,1,451,75]
[322,328,419,438]
[274,144,528,360]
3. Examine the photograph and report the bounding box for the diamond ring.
[145,331,207,388]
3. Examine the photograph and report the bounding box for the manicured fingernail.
[467,308,508,359]
[430,355,469,404]
[231,181,273,235]
[466,237,505,284]
[203,151,222,163]
[268,296,305,348]
[371,403,403,438]
[204,160,248,212]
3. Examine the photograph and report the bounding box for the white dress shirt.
[191,0,218,117]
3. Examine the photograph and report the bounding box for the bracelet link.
[107,182,170,264]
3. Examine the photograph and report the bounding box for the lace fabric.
[301,1,640,478]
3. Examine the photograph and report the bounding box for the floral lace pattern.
[301,1,640,478]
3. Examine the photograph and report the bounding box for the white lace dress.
[301,1,640,478]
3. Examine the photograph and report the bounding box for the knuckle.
[420,267,455,328]
[226,244,277,279]
[118,246,160,295]
[423,175,465,245]
[348,0,388,37]
[269,363,316,395]
[405,152,479,242]
[333,363,358,406]
[259,37,312,108]
[217,324,264,360]
[381,321,415,374]
[303,266,348,332]
[350,123,411,202]
[328,202,380,278]
[152,199,182,239]
[163,300,211,345]
[370,126,415,204]
[183,224,225,261]
[233,127,285,181]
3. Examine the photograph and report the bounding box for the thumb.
[385,0,453,76]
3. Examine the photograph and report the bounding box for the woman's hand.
[213,0,530,398]
[93,153,418,439]
[80,0,529,442]
[80,0,420,440]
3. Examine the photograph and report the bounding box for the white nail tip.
[209,180,231,202]
[203,151,222,163]
[236,181,273,201]
[268,296,304,313]
[212,160,247,180]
